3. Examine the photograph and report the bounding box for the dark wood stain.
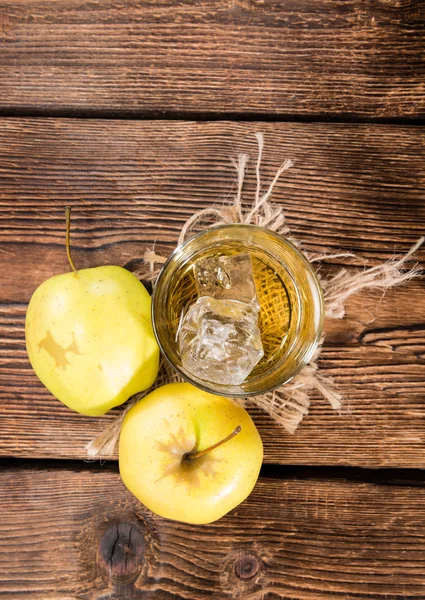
[0,1,424,118]
[1,467,425,598]
[1,2,425,596]
[0,119,424,468]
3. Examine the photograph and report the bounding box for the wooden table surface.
[1,2,425,599]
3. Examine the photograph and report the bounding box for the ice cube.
[195,252,259,309]
[178,296,264,386]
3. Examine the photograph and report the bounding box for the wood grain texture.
[0,1,425,118]
[1,465,425,599]
[1,118,425,467]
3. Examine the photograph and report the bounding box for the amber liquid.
[167,248,295,381]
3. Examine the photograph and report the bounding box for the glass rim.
[151,223,324,398]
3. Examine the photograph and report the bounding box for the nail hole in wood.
[234,554,260,580]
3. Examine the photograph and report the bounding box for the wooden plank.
[0,1,425,119]
[1,465,425,599]
[1,118,425,467]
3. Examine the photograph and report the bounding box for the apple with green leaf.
[119,382,263,524]
[25,207,159,416]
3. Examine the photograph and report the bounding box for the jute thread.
[86,133,423,458]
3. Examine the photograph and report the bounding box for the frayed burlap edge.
[86,133,423,458]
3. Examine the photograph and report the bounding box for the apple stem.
[65,206,78,273]
[186,425,242,461]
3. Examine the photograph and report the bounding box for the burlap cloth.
[87,133,423,458]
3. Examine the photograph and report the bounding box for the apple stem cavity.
[65,206,78,274]
[186,425,242,461]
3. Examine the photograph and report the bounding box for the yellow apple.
[25,208,159,416]
[119,382,263,524]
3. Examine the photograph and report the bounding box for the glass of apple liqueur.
[152,224,324,397]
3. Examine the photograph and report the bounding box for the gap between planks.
[2,108,425,126]
[1,456,425,487]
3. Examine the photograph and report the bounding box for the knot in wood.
[234,554,260,579]
[99,522,145,582]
